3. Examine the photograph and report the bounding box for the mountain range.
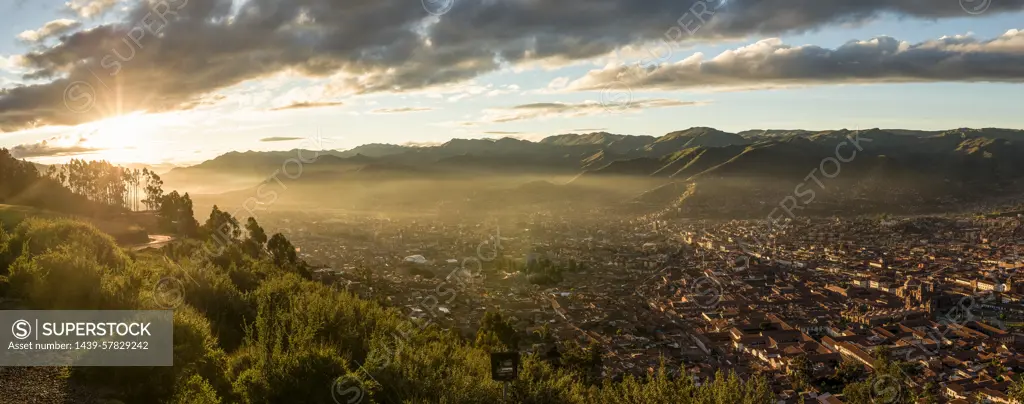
[163,127,1024,219]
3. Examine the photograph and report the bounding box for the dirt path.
[127,234,174,251]
[0,367,99,404]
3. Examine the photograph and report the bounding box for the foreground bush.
[70,305,232,403]
[4,219,138,309]
[2,218,126,271]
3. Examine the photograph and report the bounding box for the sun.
[81,112,167,163]
[91,113,151,141]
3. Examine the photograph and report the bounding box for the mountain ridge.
[163,127,1024,218]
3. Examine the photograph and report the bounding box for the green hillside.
[0,204,150,244]
[0,204,58,225]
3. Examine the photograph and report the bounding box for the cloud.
[66,0,122,18]
[434,120,480,128]
[0,55,28,75]
[3,0,1024,130]
[259,136,304,142]
[566,30,1024,92]
[571,128,608,132]
[547,77,570,91]
[401,141,443,147]
[10,134,101,158]
[17,19,82,42]
[177,94,227,110]
[483,131,523,135]
[370,107,434,114]
[269,101,344,111]
[484,99,706,123]
[485,84,521,97]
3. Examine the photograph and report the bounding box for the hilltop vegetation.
[0,203,149,245]
[1,149,103,216]
[0,150,165,243]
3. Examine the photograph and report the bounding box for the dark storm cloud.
[2,0,1024,131]
[566,30,1024,91]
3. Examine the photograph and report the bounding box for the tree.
[242,217,268,258]
[0,149,41,202]
[267,233,298,267]
[841,379,871,404]
[123,168,142,211]
[989,358,1007,380]
[543,343,561,366]
[0,151,132,217]
[835,360,865,384]
[559,340,603,384]
[534,323,554,344]
[474,311,520,352]
[159,191,199,236]
[354,265,372,285]
[143,168,164,210]
[53,160,129,208]
[245,217,268,246]
[203,205,241,243]
[873,345,892,370]
[171,374,222,404]
[920,381,940,404]
[1010,377,1024,404]
[787,354,812,392]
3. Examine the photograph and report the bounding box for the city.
[263,209,1024,403]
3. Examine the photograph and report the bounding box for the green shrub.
[232,345,352,404]
[6,246,132,309]
[171,374,222,404]
[5,218,126,269]
[70,305,230,403]
[171,260,253,352]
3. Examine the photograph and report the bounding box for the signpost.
[490,351,520,402]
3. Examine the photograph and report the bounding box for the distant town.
[255,209,1024,403]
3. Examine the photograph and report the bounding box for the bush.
[6,245,137,309]
[70,305,231,403]
[4,218,126,270]
[0,225,9,267]
[166,259,253,352]
[171,374,222,404]
[232,345,352,404]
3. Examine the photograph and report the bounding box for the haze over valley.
[159,127,1024,223]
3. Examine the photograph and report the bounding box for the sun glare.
[79,112,168,164]
[94,114,144,140]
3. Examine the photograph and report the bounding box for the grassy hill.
[0,204,61,225]
[0,204,152,245]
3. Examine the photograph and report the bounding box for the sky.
[0,0,1022,166]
